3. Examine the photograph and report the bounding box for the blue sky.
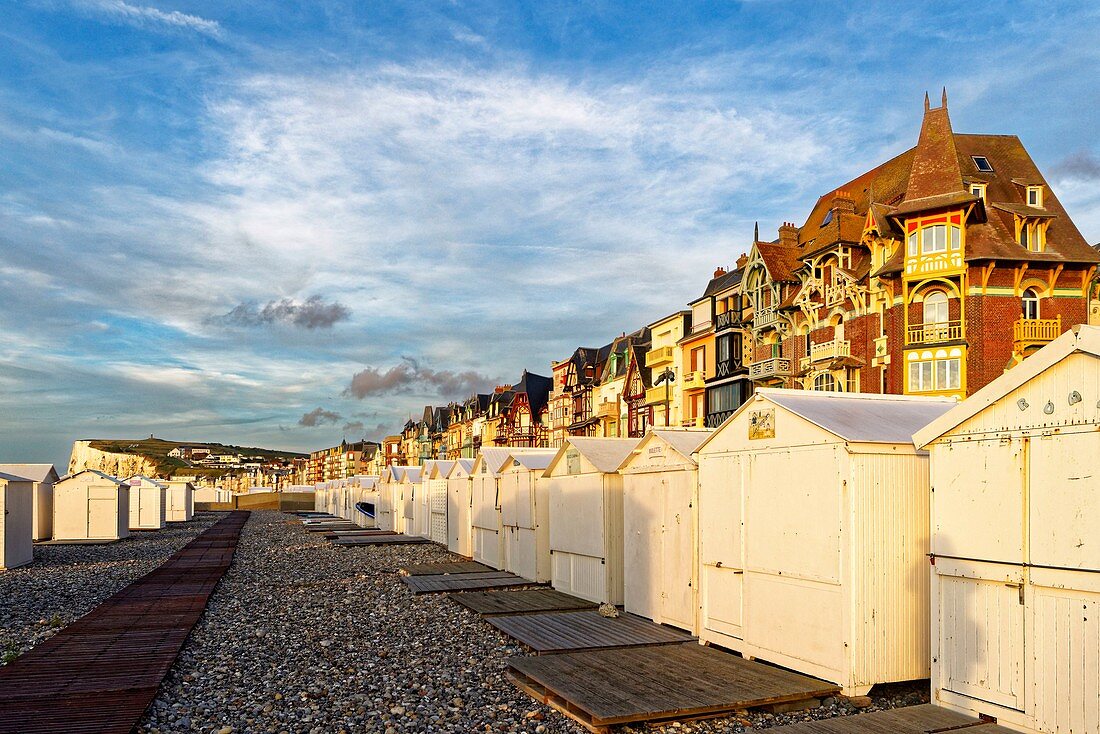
[2,1,1100,468]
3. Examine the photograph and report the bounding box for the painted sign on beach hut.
[126,476,167,531]
[618,428,711,632]
[0,464,59,542]
[543,437,639,604]
[446,459,475,557]
[0,472,34,570]
[53,470,130,542]
[914,325,1100,734]
[498,449,557,582]
[695,388,954,694]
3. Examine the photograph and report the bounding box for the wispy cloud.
[345,357,493,399]
[74,0,223,38]
[217,296,351,329]
[298,407,342,427]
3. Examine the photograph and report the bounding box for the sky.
[2,1,1100,468]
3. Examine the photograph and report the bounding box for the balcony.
[715,310,740,332]
[749,357,793,380]
[800,338,851,371]
[645,346,675,367]
[681,416,705,428]
[906,320,964,345]
[1014,316,1061,350]
[754,306,779,328]
[595,402,618,418]
[824,284,847,307]
[682,370,706,391]
[645,384,675,406]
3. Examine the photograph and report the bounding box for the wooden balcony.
[754,306,779,328]
[1014,316,1061,350]
[906,319,964,345]
[715,310,739,332]
[681,416,705,428]
[682,370,706,391]
[595,402,618,418]
[645,385,673,405]
[810,338,850,363]
[645,346,675,367]
[749,357,793,380]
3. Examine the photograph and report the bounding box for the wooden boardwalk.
[400,561,493,576]
[324,529,396,538]
[333,534,429,546]
[508,643,839,732]
[775,704,1017,733]
[305,523,361,533]
[403,571,540,594]
[487,610,692,654]
[0,511,250,734]
[450,589,596,616]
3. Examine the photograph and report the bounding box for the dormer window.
[972,156,994,172]
[970,183,986,200]
[1017,219,1046,252]
[1027,186,1044,208]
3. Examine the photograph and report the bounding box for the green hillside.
[88,437,305,478]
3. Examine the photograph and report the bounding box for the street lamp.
[653,368,676,427]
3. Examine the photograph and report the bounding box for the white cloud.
[75,0,222,38]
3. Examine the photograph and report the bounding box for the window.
[821,209,834,226]
[970,183,986,200]
[1027,186,1043,208]
[1022,288,1041,320]
[813,372,837,391]
[911,223,962,255]
[972,156,994,172]
[908,356,961,392]
[771,336,783,359]
[923,291,949,325]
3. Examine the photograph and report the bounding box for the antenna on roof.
[753,221,759,243]
[924,91,930,112]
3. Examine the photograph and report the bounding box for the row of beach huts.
[0,470,236,563]
[316,326,1100,734]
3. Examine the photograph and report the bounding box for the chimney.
[713,266,727,279]
[778,222,798,248]
[736,252,748,269]
[495,385,509,393]
[832,190,856,215]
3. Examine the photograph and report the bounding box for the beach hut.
[350,475,379,528]
[162,479,195,522]
[415,461,437,538]
[427,461,454,545]
[126,476,167,531]
[913,325,1100,733]
[0,472,34,570]
[694,388,955,695]
[53,470,130,542]
[375,467,402,532]
[543,437,640,604]
[0,464,59,542]
[399,466,422,535]
[617,428,712,632]
[498,449,558,582]
[446,459,475,556]
[469,448,549,569]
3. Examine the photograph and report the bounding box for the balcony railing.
[645,384,674,405]
[749,357,793,380]
[682,370,706,391]
[810,338,850,364]
[906,320,964,345]
[595,402,618,418]
[715,310,740,332]
[1014,316,1061,348]
[754,306,779,328]
[645,346,675,367]
[824,284,847,306]
[682,416,705,428]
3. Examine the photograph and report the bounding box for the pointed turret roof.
[894,89,976,215]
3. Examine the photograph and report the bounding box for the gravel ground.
[134,511,928,734]
[0,512,220,664]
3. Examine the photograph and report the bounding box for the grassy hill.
[88,437,305,478]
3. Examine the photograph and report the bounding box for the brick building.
[744,91,1099,399]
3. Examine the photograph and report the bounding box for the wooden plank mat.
[400,561,493,576]
[450,589,596,616]
[404,572,540,595]
[306,524,360,533]
[487,610,691,654]
[774,704,1017,733]
[507,643,839,730]
[325,529,396,538]
[332,534,429,546]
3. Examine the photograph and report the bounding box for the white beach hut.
[427,460,454,545]
[446,459,475,556]
[126,476,167,531]
[53,470,130,542]
[0,464,59,542]
[498,449,558,582]
[399,466,422,535]
[415,461,437,538]
[913,325,1100,733]
[350,475,379,528]
[0,472,34,570]
[162,479,195,522]
[617,428,712,632]
[375,466,403,532]
[695,388,955,695]
[470,448,550,569]
[543,437,640,604]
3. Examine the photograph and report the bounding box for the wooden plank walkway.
[450,589,596,616]
[508,643,839,732]
[0,511,250,734]
[403,571,541,595]
[774,704,1017,733]
[324,529,397,539]
[400,561,493,576]
[487,610,692,654]
[305,523,360,533]
[332,534,430,546]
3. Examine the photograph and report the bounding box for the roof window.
[821,209,834,226]
[972,156,994,172]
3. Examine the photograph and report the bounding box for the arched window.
[813,373,837,391]
[923,291,949,325]
[1022,288,1041,320]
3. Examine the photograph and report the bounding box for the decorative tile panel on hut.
[914,325,1100,734]
[695,388,955,695]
